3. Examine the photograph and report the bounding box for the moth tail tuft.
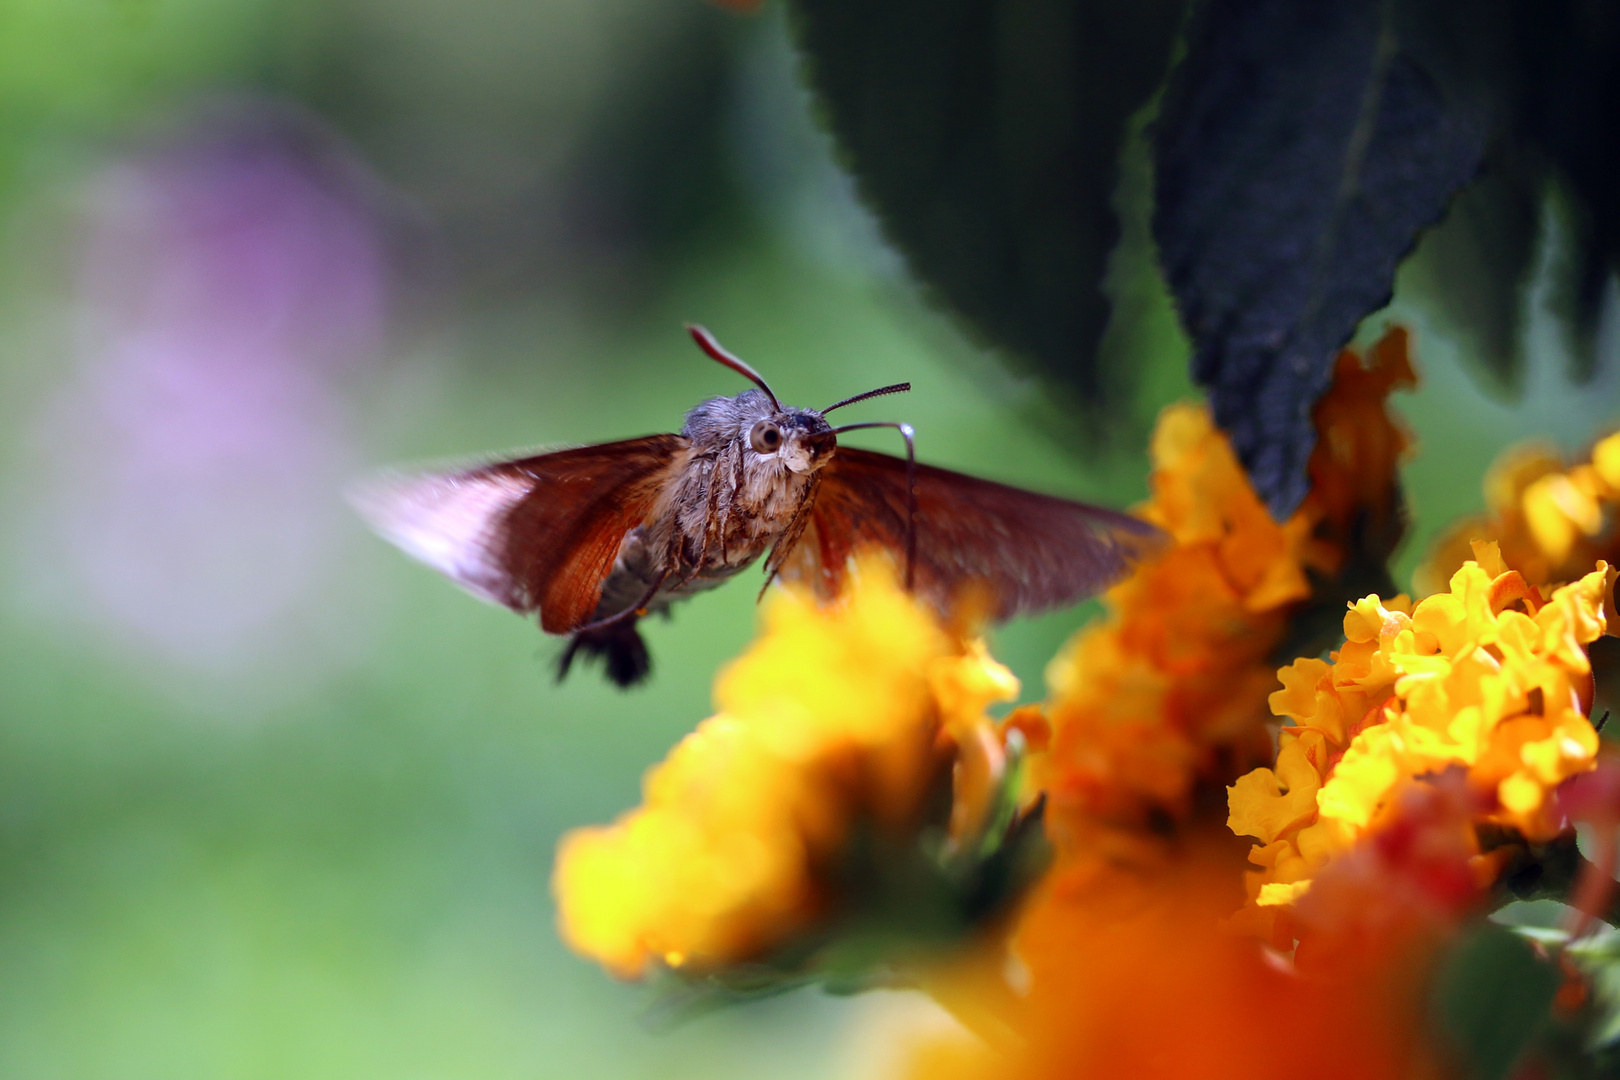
[557,620,653,689]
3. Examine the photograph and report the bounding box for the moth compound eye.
[750,420,783,455]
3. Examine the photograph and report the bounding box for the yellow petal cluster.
[1029,328,1415,839]
[1418,430,1620,592]
[552,558,1018,978]
[1229,553,1617,927]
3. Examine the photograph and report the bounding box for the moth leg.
[757,472,821,602]
[674,452,723,592]
[717,438,745,565]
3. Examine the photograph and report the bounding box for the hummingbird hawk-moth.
[356,326,1165,687]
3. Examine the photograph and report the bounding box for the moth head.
[684,324,908,475]
[749,411,836,475]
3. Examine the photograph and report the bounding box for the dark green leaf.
[789,0,1186,421]
[1511,0,1620,384]
[1590,636,1620,746]
[1567,929,1620,1050]
[1396,143,1540,398]
[1398,0,1620,390]
[1492,902,1620,1056]
[1433,923,1561,1080]
[1546,182,1614,386]
[1153,0,1487,518]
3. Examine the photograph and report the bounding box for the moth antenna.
[822,383,911,414]
[687,324,781,412]
[830,421,917,591]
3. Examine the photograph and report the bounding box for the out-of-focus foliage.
[1395,145,1542,400]
[1433,923,1564,1080]
[789,0,1185,436]
[787,0,1620,517]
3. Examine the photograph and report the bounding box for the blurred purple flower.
[21,104,393,685]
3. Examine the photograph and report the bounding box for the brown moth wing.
[355,434,689,633]
[779,447,1167,619]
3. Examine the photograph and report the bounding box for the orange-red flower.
[906,823,1451,1080]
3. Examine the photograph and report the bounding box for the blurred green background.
[0,1,1614,1077]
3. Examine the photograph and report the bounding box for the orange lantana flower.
[1029,327,1415,841]
[907,815,1454,1080]
[897,329,1426,1079]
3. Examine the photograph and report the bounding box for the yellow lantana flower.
[1229,552,1618,929]
[1419,430,1620,592]
[552,558,1019,979]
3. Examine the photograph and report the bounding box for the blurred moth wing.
[777,447,1168,619]
[352,434,690,632]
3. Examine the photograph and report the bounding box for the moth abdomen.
[557,620,652,689]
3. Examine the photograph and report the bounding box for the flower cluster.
[1229,550,1616,938]
[1027,327,1415,843]
[1419,431,1620,592]
[893,330,1430,1077]
[552,559,1020,979]
[551,324,1620,1076]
